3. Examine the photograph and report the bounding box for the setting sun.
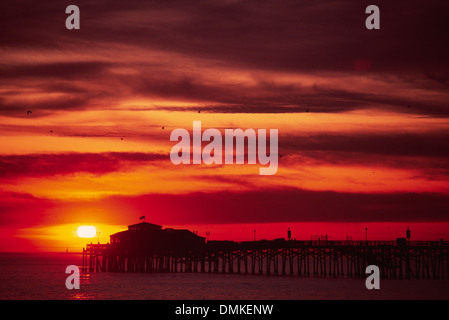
[77,226,97,238]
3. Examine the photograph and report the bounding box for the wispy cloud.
[0,152,165,178]
[1,0,449,116]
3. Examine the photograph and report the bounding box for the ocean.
[0,252,448,300]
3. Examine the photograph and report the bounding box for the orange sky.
[1,0,449,251]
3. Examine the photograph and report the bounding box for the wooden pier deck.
[82,239,449,280]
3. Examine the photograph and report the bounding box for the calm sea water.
[0,253,448,300]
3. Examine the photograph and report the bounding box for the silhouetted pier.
[82,222,449,280]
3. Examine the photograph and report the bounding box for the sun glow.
[77,226,97,238]
[13,223,124,252]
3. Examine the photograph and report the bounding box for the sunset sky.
[1,0,449,251]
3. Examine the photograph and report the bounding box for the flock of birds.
[25,109,203,140]
[24,105,413,161]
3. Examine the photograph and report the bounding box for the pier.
[83,234,449,279]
